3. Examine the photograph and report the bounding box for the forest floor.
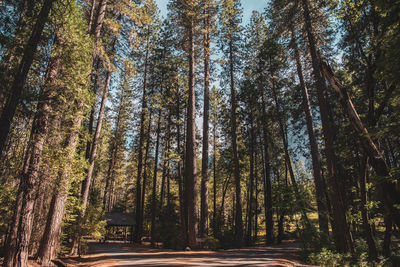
[60,240,314,267]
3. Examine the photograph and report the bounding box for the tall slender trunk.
[228,36,243,247]
[200,0,211,238]
[359,156,377,259]
[0,1,35,112]
[271,80,310,226]
[104,144,117,211]
[160,113,171,209]
[2,27,60,267]
[213,122,217,232]
[150,108,162,246]
[134,34,151,244]
[301,0,353,253]
[176,94,187,246]
[321,61,400,228]
[246,110,255,246]
[103,97,123,212]
[254,146,258,243]
[0,0,56,156]
[290,27,329,235]
[85,59,100,160]
[185,18,198,248]
[383,214,392,256]
[261,91,273,245]
[87,0,96,32]
[69,1,108,255]
[85,0,107,160]
[140,112,152,238]
[36,107,84,266]
[81,37,117,216]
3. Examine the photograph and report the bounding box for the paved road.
[73,241,311,267]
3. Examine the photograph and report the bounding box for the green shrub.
[158,199,182,249]
[309,248,352,267]
[203,236,220,250]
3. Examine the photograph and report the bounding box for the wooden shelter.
[104,212,135,243]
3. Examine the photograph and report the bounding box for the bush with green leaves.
[157,197,182,249]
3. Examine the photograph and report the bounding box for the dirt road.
[67,241,312,267]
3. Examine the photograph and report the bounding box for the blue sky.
[155,0,269,23]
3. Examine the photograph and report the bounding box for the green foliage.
[203,236,220,250]
[308,247,389,267]
[309,248,352,267]
[299,226,332,252]
[157,198,182,249]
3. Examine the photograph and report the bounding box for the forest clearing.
[0,0,399,266]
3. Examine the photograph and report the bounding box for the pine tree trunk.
[359,156,378,259]
[213,124,217,232]
[185,18,198,248]
[37,110,84,266]
[82,35,117,213]
[261,91,273,245]
[85,59,100,160]
[301,0,354,253]
[383,214,392,256]
[254,148,258,243]
[0,0,55,156]
[200,0,211,238]
[150,109,162,247]
[291,27,329,235]
[2,28,60,267]
[69,1,108,255]
[140,112,152,238]
[229,37,243,248]
[176,95,187,246]
[134,34,151,244]
[160,115,171,209]
[87,0,96,32]
[320,61,400,228]
[246,111,255,246]
[271,80,310,226]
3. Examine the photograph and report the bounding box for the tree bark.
[246,110,255,246]
[140,111,153,238]
[184,18,198,248]
[150,108,162,246]
[200,0,211,238]
[176,94,187,246]
[301,0,354,253]
[2,28,61,267]
[69,1,109,255]
[320,61,400,228]
[254,147,259,243]
[261,90,273,245]
[134,33,151,244]
[290,26,329,235]
[37,110,84,266]
[358,156,378,259]
[271,80,310,226]
[228,35,243,247]
[0,0,56,156]
[81,39,116,216]
[213,121,217,233]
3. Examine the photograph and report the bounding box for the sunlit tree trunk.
[134,33,151,244]
[184,18,198,248]
[150,108,162,246]
[0,0,55,158]
[200,0,211,238]
[301,0,354,253]
[290,26,329,235]
[228,36,243,247]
